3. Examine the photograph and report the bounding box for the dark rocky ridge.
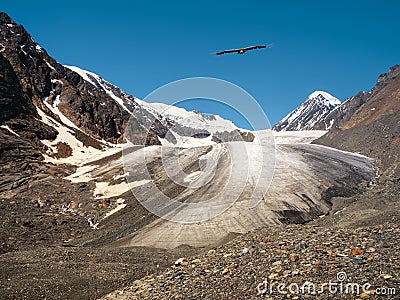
[0,53,35,121]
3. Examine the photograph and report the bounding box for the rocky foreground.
[103,221,400,300]
[101,179,400,300]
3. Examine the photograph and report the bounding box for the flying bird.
[215,44,272,55]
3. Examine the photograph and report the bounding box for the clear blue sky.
[2,0,400,128]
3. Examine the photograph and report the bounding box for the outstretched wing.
[215,44,271,55]
[243,45,258,51]
[243,44,272,51]
[215,48,240,55]
[259,44,273,49]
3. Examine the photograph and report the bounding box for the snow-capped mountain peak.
[307,91,341,106]
[273,91,341,131]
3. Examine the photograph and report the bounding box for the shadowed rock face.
[0,53,35,121]
[0,51,58,161]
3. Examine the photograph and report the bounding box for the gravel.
[102,221,400,299]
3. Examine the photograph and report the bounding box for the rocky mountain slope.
[272,91,341,131]
[316,64,400,178]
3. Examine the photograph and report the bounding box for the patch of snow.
[64,65,98,87]
[334,207,346,215]
[160,130,216,147]
[310,143,374,160]
[36,107,120,166]
[97,138,122,148]
[65,165,97,183]
[99,83,132,113]
[51,79,63,85]
[94,179,149,200]
[94,181,131,199]
[45,61,56,71]
[275,91,341,131]
[112,172,130,181]
[272,130,327,144]
[20,45,27,56]
[64,65,133,114]
[102,198,127,220]
[0,124,20,137]
[43,96,78,129]
[86,218,99,230]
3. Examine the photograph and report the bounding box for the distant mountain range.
[273,65,400,135]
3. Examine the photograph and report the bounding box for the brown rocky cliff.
[316,65,400,177]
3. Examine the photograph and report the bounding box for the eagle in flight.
[215,44,272,55]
